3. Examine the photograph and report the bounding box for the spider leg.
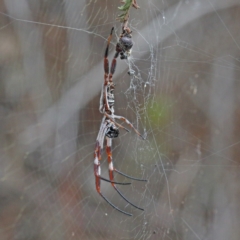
[104,31,120,112]
[108,28,120,83]
[95,119,131,185]
[100,176,131,185]
[104,113,130,133]
[104,27,114,80]
[106,137,144,211]
[99,193,132,216]
[115,169,147,182]
[94,141,102,194]
[109,51,119,83]
[94,123,133,216]
[112,114,145,140]
[94,141,132,216]
[103,27,114,112]
[102,118,147,182]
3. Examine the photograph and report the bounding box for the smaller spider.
[116,28,133,60]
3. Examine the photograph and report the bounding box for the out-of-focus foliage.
[118,0,139,22]
[147,96,172,127]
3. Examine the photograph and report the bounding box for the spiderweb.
[0,0,240,239]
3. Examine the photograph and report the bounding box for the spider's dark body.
[94,27,146,216]
[117,32,133,59]
[106,125,119,138]
[119,36,133,50]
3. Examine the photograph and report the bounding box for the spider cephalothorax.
[105,122,119,138]
[94,27,146,216]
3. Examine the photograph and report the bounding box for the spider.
[94,27,146,216]
[116,27,133,60]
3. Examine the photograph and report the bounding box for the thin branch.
[117,0,140,30]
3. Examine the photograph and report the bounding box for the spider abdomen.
[119,36,133,51]
[116,35,133,59]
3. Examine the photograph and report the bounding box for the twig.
[117,0,140,31]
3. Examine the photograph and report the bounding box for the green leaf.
[118,0,132,12]
[118,2,132,11]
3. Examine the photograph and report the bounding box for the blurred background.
[0,0,240,239]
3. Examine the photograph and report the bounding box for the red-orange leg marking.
[106,138,144,211]
[94,141,101,193]
[94,140,132,216]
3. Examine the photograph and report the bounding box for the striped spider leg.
[94,28,146,216]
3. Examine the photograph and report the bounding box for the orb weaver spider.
[94,28,146,216]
